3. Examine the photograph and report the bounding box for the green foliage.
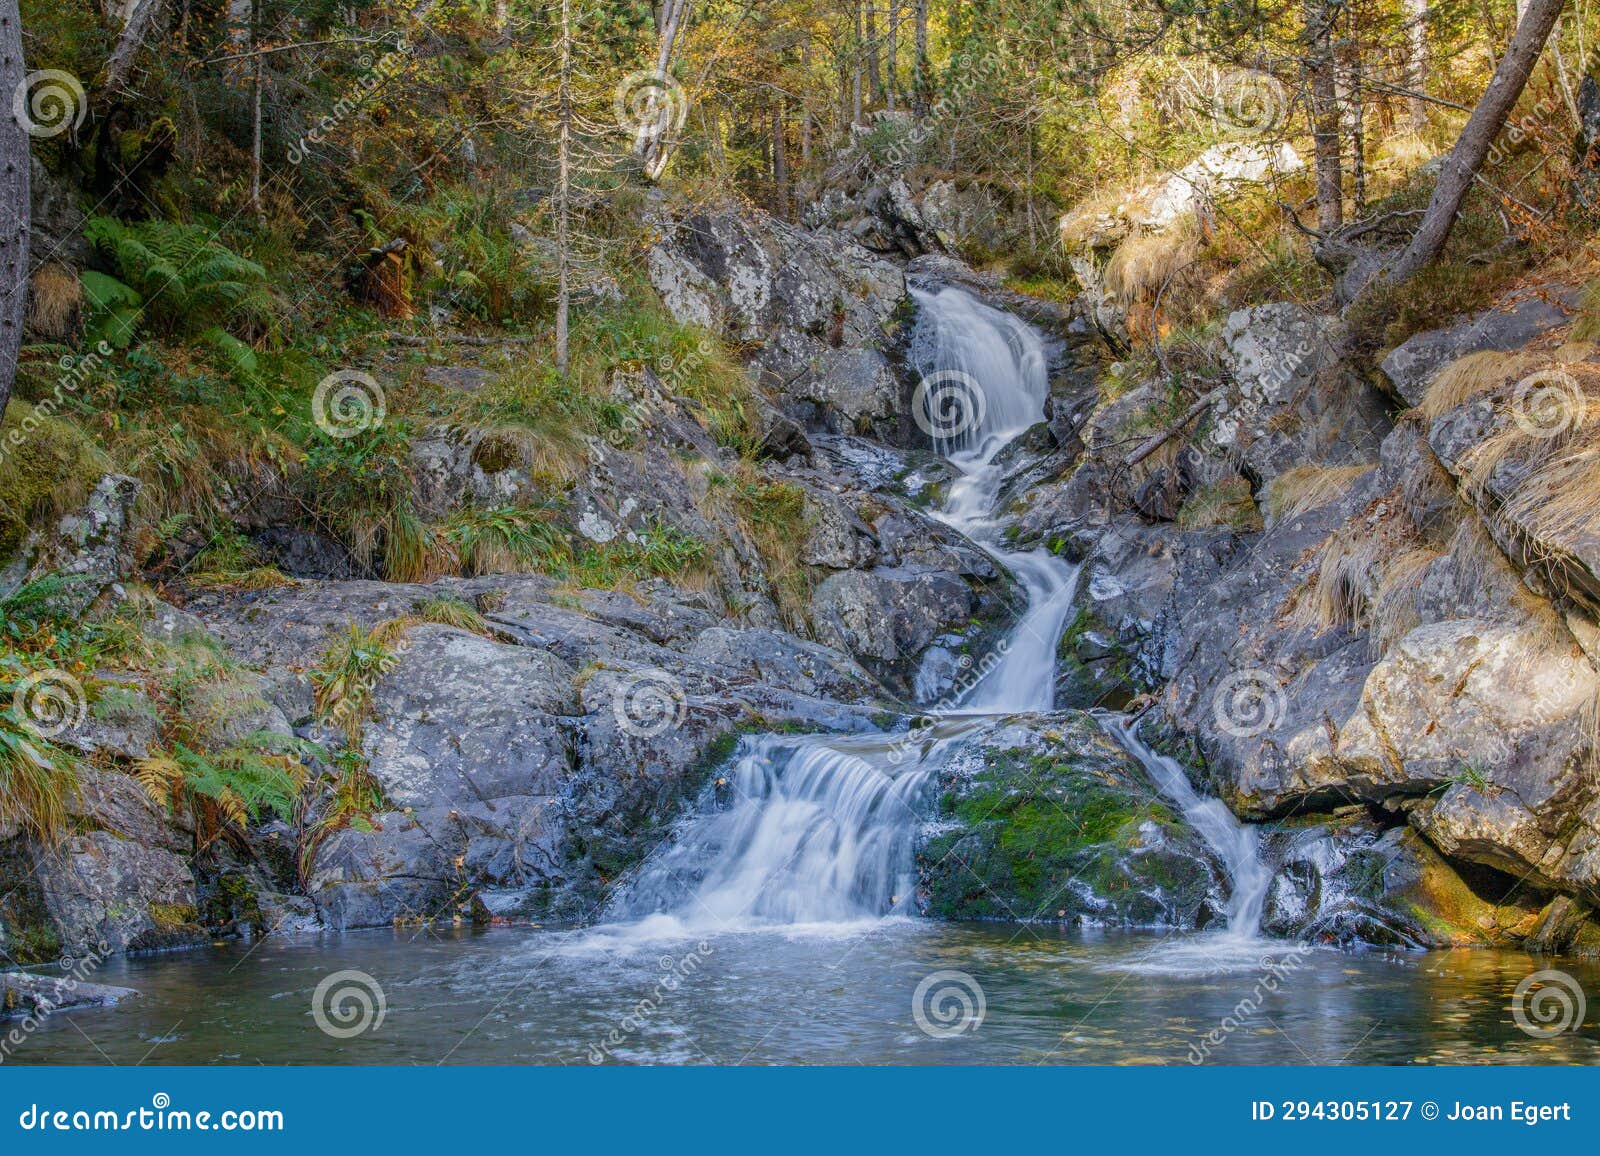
[82,217,274,342]
[443,504,569,575]
[310,621,406,741]
[136,731,311,830]
[0,695,80,842]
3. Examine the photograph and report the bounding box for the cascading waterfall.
[1098,712,1272,939]
[613,284,1267,945]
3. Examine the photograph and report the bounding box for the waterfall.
[1097,712,1272,938]
[613,284,1080,930]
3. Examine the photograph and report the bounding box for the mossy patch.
[0,403,108,556]
[919,721,1219,925]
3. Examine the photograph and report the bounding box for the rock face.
[1378,288,1577,406]
[0,769,204,961]
[647,207,909,439]
[1009,280,1600,950]
[918,714,1227,927]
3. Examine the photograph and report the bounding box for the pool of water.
[13,921,1600,1065]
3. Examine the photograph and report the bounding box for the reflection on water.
[12,922,1600,1065]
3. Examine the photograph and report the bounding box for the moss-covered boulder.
[916,712,1227,926]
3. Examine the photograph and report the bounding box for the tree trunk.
[1348,0,1566,305]
[638,0,689,177]
[103,0,167,93]
[0,0,28,421]
[1304,0,1344,231]
[555,0,571,376]
[913,0,929,116]
[865,1,881,108]
[887,0,899,112]
[1405,0,1430,131]
[772,98,789,218]
[852,0,864,124]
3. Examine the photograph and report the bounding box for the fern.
[83,217,274,341]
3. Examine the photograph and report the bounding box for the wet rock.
[1262,820,1541,949]
[2,972,139,1018]
[810,567,975,665]
[918,713,1227,926]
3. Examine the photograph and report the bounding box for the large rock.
[810,567,975,665]
[1379,289,1577,407]
[918,713,1227,926]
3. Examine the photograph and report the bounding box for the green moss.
[0,403,108,557]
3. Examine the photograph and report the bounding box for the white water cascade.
[1098,712,1272,940]
[613,285,1265,944]
[615,284,1077,929]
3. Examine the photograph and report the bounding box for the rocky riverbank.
[7,170,1600,962]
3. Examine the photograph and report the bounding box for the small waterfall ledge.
[609,284,1276,963]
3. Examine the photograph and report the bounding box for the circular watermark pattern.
[1211,668,1286,739]
[312,370,386,438]
[151,1093,171,1110]
[1510,368,1586,440]
[911,370,988,444]
[912,969,986,1039]
[1511,968,1586,1038]
[13,70,87,139]
[614,69,688,143]
[1212,69,1288,135]
[311,969,387,1038]
[613,669,687,738]
[11,669,87,739]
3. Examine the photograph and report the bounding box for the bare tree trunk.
[556,0,571,376]
[249,1,262,215]
[1348,0,1566,305]
[887,0,899,113]
[801,38,813,162]
[772,97,788,218]
[1305,0,1344,231]
[865,1,881,108]
[0,0,29,420]
[103,0,167,93]
[1345,29,1367,217]
[913,0,929,116]
[637,0,690,177]
[852,0,864,124]
[1405,0,1430,131]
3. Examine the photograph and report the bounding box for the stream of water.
[17,285,1585,1067]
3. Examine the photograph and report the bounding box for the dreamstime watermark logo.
[1211,668,1286,739]
[0,941,112,1065]
[911,369,987,445]
[614,70,688,144]
[286,36,414,164]
[312,370,386,438]
[11,669,87,739]
[1510,368,1586,440]
[1511,969,1586,1038]
[1211,69,1288,135]
[585,941,713,1063]
[12,70,86,139]
[1187,946,1310,1063]
[612,669,687,738]
[912,970,986,1039]
[310,969,387,1038]
[886,641,1009,765]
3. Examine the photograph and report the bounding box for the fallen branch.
[1122,387,1225,470]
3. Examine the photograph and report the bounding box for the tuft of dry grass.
[1421,350,1538,420]
[1104,215,1201,320]
[1366,545,1441,656]
[25,263,82,340]
[1266,463,1373,522]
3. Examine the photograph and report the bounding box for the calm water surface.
[15,921,1600,1065]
